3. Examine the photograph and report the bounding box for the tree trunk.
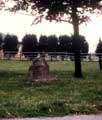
[74,52,82,77]
[72,6,83,78]
[99,56,102,70]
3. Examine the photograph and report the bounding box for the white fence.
[0,50,101,61]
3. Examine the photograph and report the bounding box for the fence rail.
[0,51,102,61]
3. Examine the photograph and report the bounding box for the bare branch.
[31,14,44,25]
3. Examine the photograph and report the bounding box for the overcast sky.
[0,10,102,53]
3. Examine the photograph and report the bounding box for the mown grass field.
[0,60,102,118]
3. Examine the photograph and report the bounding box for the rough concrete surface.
[1,114,102,120]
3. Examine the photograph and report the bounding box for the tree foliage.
[47,35,58,52]
[3,0,102,25]
[3,34,18,58]
[59,35,72,53]
[72,35,89,53]
[47,35,59,60]
[0,33,3,50]
[96,38,102,70]
[38,35,48,52]
[8,0,101,27]
[59,35,89,53]
[96,39,102,54]
[32,0,101,24]
[22,34,38,59]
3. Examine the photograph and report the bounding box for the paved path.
[1,114,102,120]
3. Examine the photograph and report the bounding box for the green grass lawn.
[0,60,102,118]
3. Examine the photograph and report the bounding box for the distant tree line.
[0,33,89,60]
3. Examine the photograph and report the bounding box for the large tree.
[96,39,102,70]
[3,0,102,77]
[0,33,3,50]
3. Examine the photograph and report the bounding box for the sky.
[0,10,102,53]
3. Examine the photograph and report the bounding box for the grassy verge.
[0,60,102,118]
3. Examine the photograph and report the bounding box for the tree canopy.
[4,0,101,28]
[72,35,89,53]
[96,39,102,54]
[2,1,102,24]
[59,35,72,53]
[22,34,38,59]
[0,33,3,50]
[32,0,102,24]
[47,35,58,52]
[38,35,48,52]
[3,34,18,58]
[96,38,102,70]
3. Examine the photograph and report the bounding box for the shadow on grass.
[0,69,75,93]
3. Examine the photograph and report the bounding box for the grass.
[0,60,102,118]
